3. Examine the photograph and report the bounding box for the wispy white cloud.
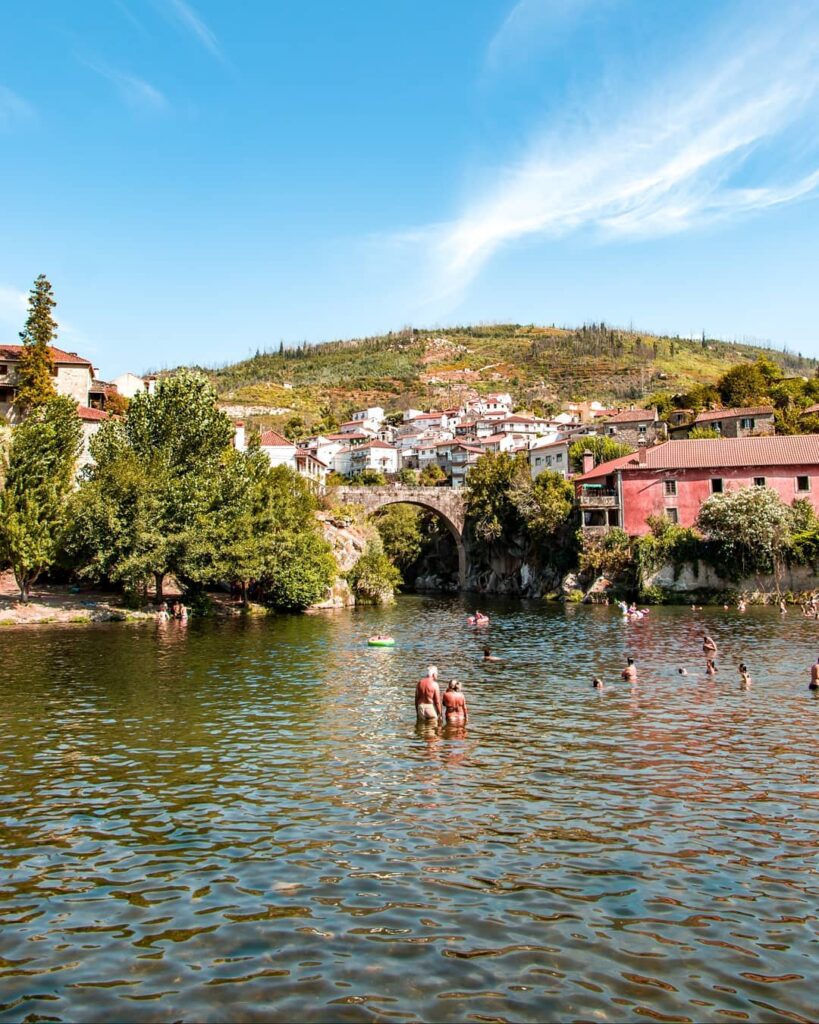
[411,8,819,298]
[486,0,610,70]
[0,85,34,126]
[0,285,27,331]
[84,61,168,112]
[164,0,222,61]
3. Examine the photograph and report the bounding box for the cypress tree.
[14,274,58,412]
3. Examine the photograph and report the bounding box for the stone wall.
[643,560,819,597]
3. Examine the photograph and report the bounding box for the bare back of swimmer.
[415,665,442,722]
[442,680,468,723]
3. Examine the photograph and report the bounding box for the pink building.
[575,436,819,535]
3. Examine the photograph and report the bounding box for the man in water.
[442,679,468,723]
[810,658,819,691]
[483,647,501,662]
[702,634,717,655]
[621,657,637,681]
[415,665,442,722]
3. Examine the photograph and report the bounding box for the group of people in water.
[415,665,468,725]
[156,600,187,623]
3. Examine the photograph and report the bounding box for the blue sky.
[2,0,819,377]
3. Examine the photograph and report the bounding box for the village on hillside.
[4,334,819,541]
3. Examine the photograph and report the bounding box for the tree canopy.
[569,435,635,472]
[0,397,82,600]
[14,274,58,411]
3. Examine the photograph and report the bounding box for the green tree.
[346,537,402,603]
[14,274,58,412]
[0,397,82,601]
[397,467,418,486]
[569,435,635,472]
[513,470,575,544]
[419,462,446,486]
[375,503,423,571]
[353,468,387,486]
[688,426,720,439]
[68,370,234,599]
[696,486,792,577]
[466,451,530,542]
[717,358,781,408]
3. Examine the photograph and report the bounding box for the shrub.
[346,538,402,604]
[696,486,791,577]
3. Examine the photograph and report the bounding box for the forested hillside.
[191,323,817,435]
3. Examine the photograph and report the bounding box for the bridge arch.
[334,487,467,587]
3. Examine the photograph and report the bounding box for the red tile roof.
[601,407,657,424]
[0,344,93,366]
[77,405,108,421]
[327,431,369,441]
[802,403,819,416]
[354,439,396,450]
[694,405,774,424]
[577,436,819,481]
[259,430,295,448]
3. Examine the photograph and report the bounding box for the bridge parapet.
[334,486,466,536]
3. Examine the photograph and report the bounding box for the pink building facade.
[575,437,819,536]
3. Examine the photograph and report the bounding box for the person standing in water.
[442,680,468,724]
[810,658,819,691]
[706,659,718,675]
[622,658,637,681]
[415,665,443,723]
[702,634,717,655]
[483,647,501,662]
[739,662,752,688]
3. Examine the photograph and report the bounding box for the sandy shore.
[0,572,156,626]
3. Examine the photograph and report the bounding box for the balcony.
[578,486,619,508]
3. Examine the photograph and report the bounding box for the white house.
[111,372,158,400]
[351,406,385,429]
[338,419,377,437]
[348,440,399,476]
[449,443,484,488]
[529,436,572,479]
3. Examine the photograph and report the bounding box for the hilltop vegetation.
[195,323,817,435]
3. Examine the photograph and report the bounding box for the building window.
[608,427,616,435]
[556,453,563,462]
[797,476,810,492]
[667,508,679,523]
[740,418,755,430]
[638,424,647,435]
[0,364,6,375]
[711,478,723,493]
[664,479,677,496]
[754,477,765,487]
[535,457,542,466]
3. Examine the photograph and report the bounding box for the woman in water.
[442,680,468,724]
[706,658,718,675]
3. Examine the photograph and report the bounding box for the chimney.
[638,444,647,465]
[234,421,246,451]
[582,449,594,475]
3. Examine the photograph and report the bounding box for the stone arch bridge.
[335,486,468,587]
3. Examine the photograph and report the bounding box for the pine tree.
[14,275,58,412]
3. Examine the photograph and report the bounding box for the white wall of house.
[529,439,571,479]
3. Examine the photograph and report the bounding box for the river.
[0,597,817,1023]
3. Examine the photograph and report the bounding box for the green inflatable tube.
[367,637,395,647]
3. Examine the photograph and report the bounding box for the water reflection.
[0,599,817,1022]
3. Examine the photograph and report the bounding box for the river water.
[0,597,817,1023]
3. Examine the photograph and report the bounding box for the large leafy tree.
[466,451,531,543]
[0,397,82,601]
[569,435,635,473]
[716,358,781,408]
[375,503,423,571]
[68,370,234,599]
[696,486,792,577]
[14,274,58,412]
[513,470,576,544]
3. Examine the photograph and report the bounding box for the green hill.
[196,323,817,434]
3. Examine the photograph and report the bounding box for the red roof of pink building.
[577,436,819,481]
[259,430,295,448]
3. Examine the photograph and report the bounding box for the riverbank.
[0,573,152,626]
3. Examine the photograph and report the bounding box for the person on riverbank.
[483,647,501,662]
[442,679,468,724]
[702,634,717,655]
[706,658,718,675]
[809,658,819,691]
[622,657,637,681]
[415,665,442,723]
